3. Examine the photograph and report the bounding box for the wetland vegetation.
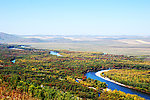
[0,44,149,100]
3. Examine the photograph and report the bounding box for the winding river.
[85,70,150,100]
[52,51,149,99]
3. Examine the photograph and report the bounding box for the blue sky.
[0,0,150,35]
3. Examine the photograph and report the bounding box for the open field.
[9,42,150,56]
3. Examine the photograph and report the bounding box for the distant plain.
[11,38,150,56]
[1,32,149,56]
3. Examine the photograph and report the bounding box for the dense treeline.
[0,44,149,99]
[0,79,37,100]
[103,69,150,93]
[98,89,145,100]
[0,79,76,100]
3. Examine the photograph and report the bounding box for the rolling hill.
[0,32,45,43]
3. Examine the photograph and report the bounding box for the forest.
[103,69,150,94]
[0,44,149,100]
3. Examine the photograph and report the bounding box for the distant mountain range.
[0,32,45,43]
[1,32,150,45]
[0,32,75,43]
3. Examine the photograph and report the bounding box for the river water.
[85,71,150,100]
[50,51,62,56]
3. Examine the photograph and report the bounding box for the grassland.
[10,42,150,56]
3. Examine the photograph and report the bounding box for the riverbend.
[86,70,150,100]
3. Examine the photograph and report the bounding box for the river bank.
[95,70,126,87]
[86,71,150,99]
[95,70,150,95]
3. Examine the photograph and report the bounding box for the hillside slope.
[0,32,44,43]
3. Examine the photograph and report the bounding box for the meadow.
[10,42,150,56]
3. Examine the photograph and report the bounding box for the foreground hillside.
[0,44,149,99]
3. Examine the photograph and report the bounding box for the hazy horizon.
[0,0,150,36]
[1,32,150,36]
